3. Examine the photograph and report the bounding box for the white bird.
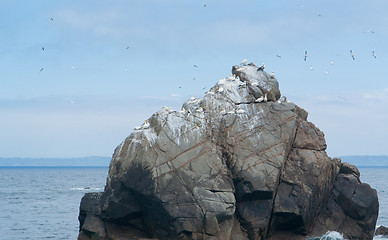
[218,87,224,93]
[241,59,248,66]
[279,96,287,103]
[270,72,275,78]
[236,109,245,114]
[220,108,226,115]
[330,61,334,65]
[255,95,264,102]
[325,70,329,75]
[72,66,78,70]
[141,120,150,129]
[310,66,314,71]
[263,93,268,102]
[179,107,186,113]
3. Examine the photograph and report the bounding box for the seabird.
[241,59,248,66]
[263,93,268,102]
[310,66,313,71]
[204,4,206,7]
[257,63,265,71]
[218,87,224,93]
[42,47,45,51]
[50,17,54,21]
[220,108,226,115]
[330,61,334,65]
[40,67,44,72]
[373,51,377,59]
[270,72,275,78]
[350,50,356,60]
[276,55,281,58]
[125,69,129,72]
[325,70,329,75]
[304,51,308,61]
[255,95,264,103]
[236,109,245,114]
[72,66,78,70]
[194,64,198,68]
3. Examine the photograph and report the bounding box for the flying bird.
[194,64,198,68]
[304,51,308,61]
[310,66,313,71]
[350,50,356,61]
[40,67,44,72]
[373,51,377,59]
[50,17,54,21]
[330,61,334,65]
[126,46,130,49]
[204,4,206,7]
[42,47,45,51]
[276,55,281,58]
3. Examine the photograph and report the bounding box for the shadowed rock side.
[78,63,378,240]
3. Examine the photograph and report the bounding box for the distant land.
[0,155,387,167]
[0,156,111,167]
[339,155,388,167]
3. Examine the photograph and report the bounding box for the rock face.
[78,63,379,240]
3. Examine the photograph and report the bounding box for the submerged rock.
[77,62,378,240]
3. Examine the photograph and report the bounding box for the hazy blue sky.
[1,0,387,158]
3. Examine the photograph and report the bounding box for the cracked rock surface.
[78,63,378,240]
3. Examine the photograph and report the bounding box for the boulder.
[375,225,388,236]
[77,62,379,240]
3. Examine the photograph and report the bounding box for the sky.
[1,0,387,158]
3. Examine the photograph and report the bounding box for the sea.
[0,166,387,240]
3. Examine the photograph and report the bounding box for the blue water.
[0,166,386,239]
[0,167,108,240]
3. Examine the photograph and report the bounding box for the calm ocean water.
[0,166,387,240]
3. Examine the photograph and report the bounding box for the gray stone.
[77,62,378,240]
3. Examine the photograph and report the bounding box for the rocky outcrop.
[78,63,379,240]
[375,226,388,236]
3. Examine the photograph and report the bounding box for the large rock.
[78,62,379,240]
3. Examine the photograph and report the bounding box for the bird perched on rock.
[257,63,265,71]
[241,59,248,66]
[255,95,264,102]
[220,108,226,115]
[263,93,268,102]
[270,72,275,78]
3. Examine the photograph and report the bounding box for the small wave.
[307,231,345,240]
[69,187,102,191]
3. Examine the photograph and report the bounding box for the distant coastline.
[338,155,388,167]
[1,155,388,167]
[0,156,110,167]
